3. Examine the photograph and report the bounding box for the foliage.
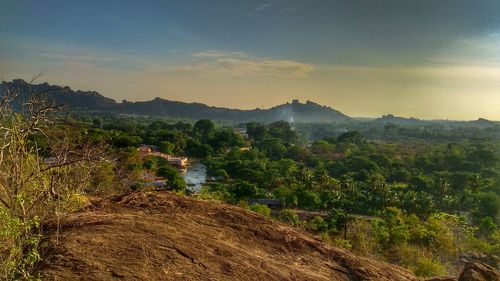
[278,209,301,226]
[395,245,447,278]
[157,164,186,191]
[249,204,271,217]
[0,207,41,280]
[306,216,329,233]
[332,238,353,250]
[57,116,500,277]
[0,87,110,280]
[196,183,233,202]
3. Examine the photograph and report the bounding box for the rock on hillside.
[458,262,499,281]
[426,262,500,281]
[40,192,417,281]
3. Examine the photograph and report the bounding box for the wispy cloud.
[150,50,314,78]
[319,64,500,82]
[212,57,314,78]
[430,33,500,67]
[192,50,247,58]
[278,6,297,15]
[42,53,118,62]
[255,2,273,12]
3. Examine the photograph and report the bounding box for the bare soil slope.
[40,192,418,281]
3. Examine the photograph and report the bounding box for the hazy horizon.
[1,0,500,120]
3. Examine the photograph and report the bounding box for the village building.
[137,145,188,167]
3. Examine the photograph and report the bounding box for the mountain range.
[1,79,497,126]
[0,79,350,123]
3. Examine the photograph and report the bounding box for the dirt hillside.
[39,192,419,281]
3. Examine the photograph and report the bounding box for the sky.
[1,0,500,120]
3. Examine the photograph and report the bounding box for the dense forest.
[64,115,500,278]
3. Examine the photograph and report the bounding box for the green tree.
[246,122,267,142]
[230,181,261,200]
[472,192,499,224]
[268,121,298,143]
[194,119,214,134]
[159,140,175,154]
[157,165,186,191]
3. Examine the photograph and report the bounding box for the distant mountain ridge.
[374,114,423,125]
[0,79,350,123]
[1,80,497,126]
[373,114,497,128]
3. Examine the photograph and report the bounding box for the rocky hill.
[40,192,418,281]
[40,192,498,280]
[373,114,424,125]
[0,80,350,123]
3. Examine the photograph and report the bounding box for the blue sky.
[1,0,500,119]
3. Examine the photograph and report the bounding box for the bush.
[307,216,329,233]
[157,165,186,191]
[348,219,380,256]
[278,209,301,226]
[320,232,332,243]
[413,257,447,278]
[425,213,461,259]
[249,204,271,217]
[393,244,447,278]
[0,207,41,280]
[333,238,353,250]
[465,235,499,256]
[196,184,233,202]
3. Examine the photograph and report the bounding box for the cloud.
[42,52,117,62]
[411,65,500,81]
[278,6,297,15]
[192,50,247,58]
[188,51,314,78]
[430,33,500,66]
[255,2,273,12]
[214,57,314,78]
[319,64,500,82]
[150,51,315,78]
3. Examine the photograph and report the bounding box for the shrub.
[64,193,90,212]
[196,184,232,202]
[249,204,271,217]
[157,165,187,191]
[307,216,329,233]
[320,232,332,243]
[213,169,229,181]
[393,243,447,278]
[426,213,461,259]
[333,238,353,250]
[278,209,301,226]
[348,220,380,256]
[413,257,447,278]
[0,207,41,280]
[478,216,497,237]
[465,235,498,255]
